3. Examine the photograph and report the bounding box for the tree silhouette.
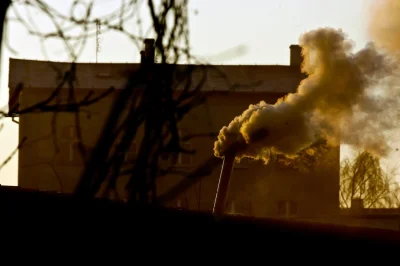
[340,151,400,208]
[270,138,332,173]
[0,0,248,206]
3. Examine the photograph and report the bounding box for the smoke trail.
[368,0,400,56]
[214,27,399,163]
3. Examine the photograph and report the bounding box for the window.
[56,90,71,104]
[227,201,236,214]
[96,65,112,78]
[178,142,192,165]
[63,126,77,162]
[176,196,189,209]
[277,201,287,215]
[61,125,76,140]
[177,129,193,166]
[277,200,298,217]
[59,125,80,164]
[176,199,183,208]
[288,201,298,215]
[223,201,254,215]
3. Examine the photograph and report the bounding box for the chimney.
[213,151,236,216]
[140,51,145,63]
[144,38,155,64]
[289,44,303,68]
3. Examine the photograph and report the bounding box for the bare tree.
[340,151,400,208]
[270,138,332,173]
[0,0,247,206]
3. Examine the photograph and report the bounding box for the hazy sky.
[0,0,377,185]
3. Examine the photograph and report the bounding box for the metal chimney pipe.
[212,128,269,216]
[140,51,145,63]
[144,38,155,63]
[213,151,236,216]
[289,44,303,68]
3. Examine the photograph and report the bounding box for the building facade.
[8,42,340,218]
[297,199,400,231]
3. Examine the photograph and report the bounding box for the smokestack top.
[143,38,155,64]
[140,51,145,63]
[289,44,303,68]
[144,38,155,44]
[213,150,236,216]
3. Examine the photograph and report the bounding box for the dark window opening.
[179,142,192,165]
[277,200,298,216]
[277,201,286,215]
[288,200,298,215]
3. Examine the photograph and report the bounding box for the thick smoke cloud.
[369,0,400,57]
[214,26,400,162]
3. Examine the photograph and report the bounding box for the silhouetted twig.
[0,136,27,172]
[1,0,256,207]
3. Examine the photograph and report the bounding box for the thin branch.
[0,137,27,172]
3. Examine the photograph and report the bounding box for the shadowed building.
[7,41,340,219]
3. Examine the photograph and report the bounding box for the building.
[295,199,400,231]
[7,40,340,218]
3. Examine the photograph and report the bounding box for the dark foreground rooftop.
[1,185,399,259]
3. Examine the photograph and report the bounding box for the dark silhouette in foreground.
[1,185,399,256]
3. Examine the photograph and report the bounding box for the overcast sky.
[0,0,379,185]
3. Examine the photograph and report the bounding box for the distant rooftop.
[8,58,305,94]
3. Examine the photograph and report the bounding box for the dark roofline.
[290,44,301,49]
[8,57,295,68]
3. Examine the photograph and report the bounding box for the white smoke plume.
[214,26,400,163]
